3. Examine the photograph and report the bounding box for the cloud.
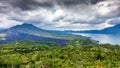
[0,0,120,30]
[0,14,22,28]
[0,0,105,10]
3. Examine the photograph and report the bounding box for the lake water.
[73,33,120,45]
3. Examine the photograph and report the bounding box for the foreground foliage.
[0,40,120,68]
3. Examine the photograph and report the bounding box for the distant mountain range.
[79,24,120,34]
[49,24,120,34]
[0,23,88,45]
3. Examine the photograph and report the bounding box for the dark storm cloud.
[0,0,54,10]
[57,0,105,5]
[0,0,105,11]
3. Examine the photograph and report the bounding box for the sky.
[0,0,120,30]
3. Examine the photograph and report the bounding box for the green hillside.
[0,40,120,68]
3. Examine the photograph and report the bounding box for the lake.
[73,33,120,45]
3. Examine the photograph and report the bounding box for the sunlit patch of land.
[0,33,7,40]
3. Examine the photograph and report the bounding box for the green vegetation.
[0,40,120,68]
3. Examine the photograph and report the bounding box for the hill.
[0,40,120,67]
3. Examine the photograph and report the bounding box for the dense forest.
[0,39,120,68]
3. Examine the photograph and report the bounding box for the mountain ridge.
[3,23,54,37]
[0,23,89,45]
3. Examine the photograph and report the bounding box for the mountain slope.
[0,23,88,40]
[0,23,90,45]
[101,24,120,34]
[0,32,68,45]
[1,23,54,37]
[0,28,3,31]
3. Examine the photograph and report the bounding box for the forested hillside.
[0,40,120,68]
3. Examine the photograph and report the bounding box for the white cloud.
[0,0,120,30]
[0,17,22,29]
[96,0,119,16]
